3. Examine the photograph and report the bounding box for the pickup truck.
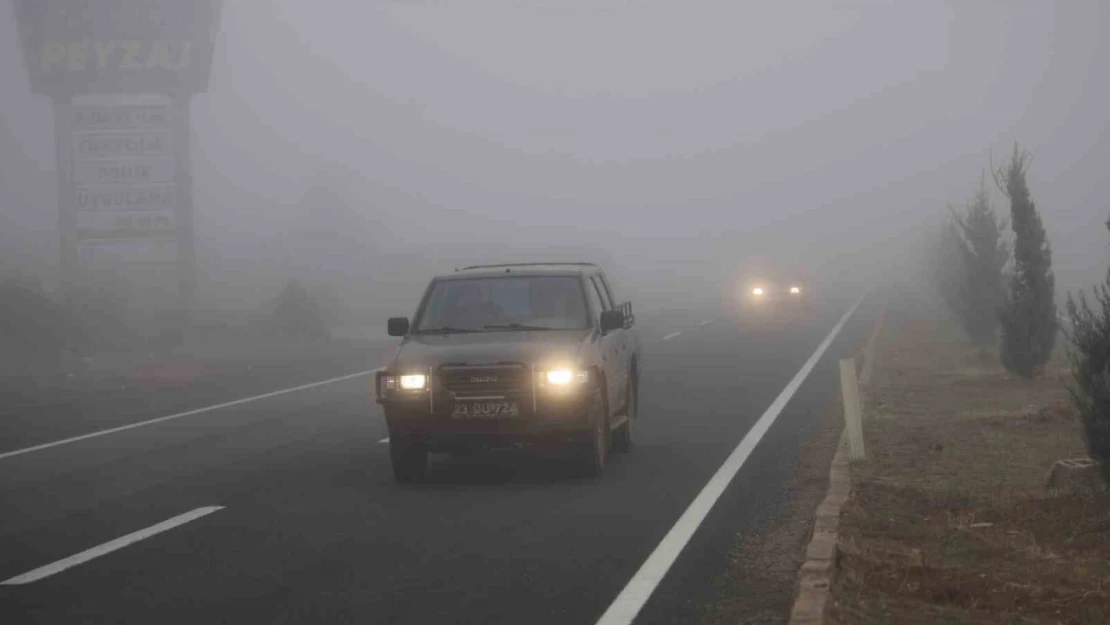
[374,262,642,482]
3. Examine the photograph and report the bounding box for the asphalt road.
[0,293,878,625]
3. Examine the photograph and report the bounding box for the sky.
[2,0,1109,318]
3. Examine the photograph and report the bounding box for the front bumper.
[736,295,814,325]
[376,367,596,451]
[743,293,809,309]
[383,401,594,452]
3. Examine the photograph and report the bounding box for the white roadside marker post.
[840,358,865,461]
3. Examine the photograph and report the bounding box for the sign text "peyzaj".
[41,40,193,73]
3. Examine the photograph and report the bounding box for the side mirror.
[387,317,410,337]
[599,310,625,333]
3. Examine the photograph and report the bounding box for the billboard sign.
[14,0,223,96]
[13,1,219,325]
[66,94,185,279]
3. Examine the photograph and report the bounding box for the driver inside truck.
[443,283,504,329]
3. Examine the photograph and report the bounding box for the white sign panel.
[76,238,178,265]
[68,95,181,275]
[76,184,176,211]
[73,159,176,185]
[74,130,173,160]
[73,105,172,130]
[76,209,176,235]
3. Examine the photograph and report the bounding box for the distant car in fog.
[735,267,815,319]
[374,262,641,483]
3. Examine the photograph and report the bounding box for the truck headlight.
[378,373,427,394]
[543,369,589,386]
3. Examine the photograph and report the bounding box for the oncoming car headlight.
[752,287,764,296]
[790,286,801,295]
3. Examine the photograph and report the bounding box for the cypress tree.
[950,172,1009,345]
[994,144,1056,378]
[932,222,968,323]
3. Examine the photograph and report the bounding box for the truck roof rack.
[457,262,599,272]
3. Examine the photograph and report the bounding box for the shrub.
[0,277,65,365]
[929,222,967,319]
[64,279,132,351]
[268,279,329,340]
[1065,217,1110,485]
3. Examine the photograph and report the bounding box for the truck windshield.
[414,276,590,333]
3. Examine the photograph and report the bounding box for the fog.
[2,0,1109,331]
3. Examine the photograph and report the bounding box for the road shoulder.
[698,389,846,625]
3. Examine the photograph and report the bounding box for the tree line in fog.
[930,142,1110,485]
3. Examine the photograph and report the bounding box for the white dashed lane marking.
[2,506,225,585]
[0,369,382,461]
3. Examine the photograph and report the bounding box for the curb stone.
[786,303,883,625]
[787,430,850,625]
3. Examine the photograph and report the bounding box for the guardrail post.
[840,358,865,461]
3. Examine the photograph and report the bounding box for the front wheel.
[390,436,428,483]
[612,369,637,453]
[576,390,609,477]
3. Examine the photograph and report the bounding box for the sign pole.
[173,96,197,326]
[52,96,77,307]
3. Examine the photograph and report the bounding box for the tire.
[612,368,637,453]
[577,388,609,477]
[390,436,428,483]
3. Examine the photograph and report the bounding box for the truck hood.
[388,330,594,370]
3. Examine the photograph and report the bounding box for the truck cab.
[374,263,642,482]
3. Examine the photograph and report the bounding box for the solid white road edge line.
[0,368,382,461]
[594,292,867,625]
[1,506,225,585]
[662,332,683,341]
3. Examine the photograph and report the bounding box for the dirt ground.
[829,310,1110,625]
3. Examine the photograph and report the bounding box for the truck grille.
[437,365,530,397]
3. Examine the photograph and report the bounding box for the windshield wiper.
[416,326,480,335]
[483,323,557,331]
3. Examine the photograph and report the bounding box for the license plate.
[452,401,519,419]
